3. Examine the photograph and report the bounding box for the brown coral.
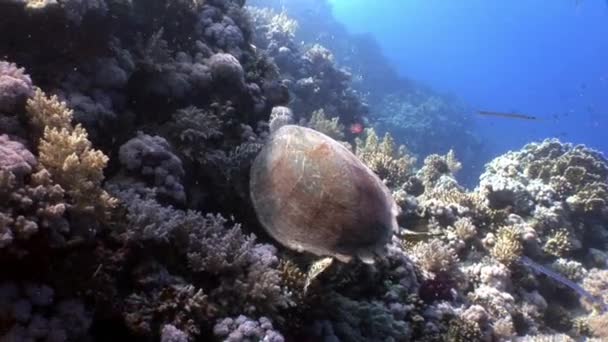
[355,127,416,188]
[26,89,116,215]
[411,238,458,274]
[306,108,345,141]
[490,226,522,266]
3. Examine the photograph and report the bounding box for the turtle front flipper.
[304,257,334,294]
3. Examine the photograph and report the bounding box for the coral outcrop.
[0,0,606,341]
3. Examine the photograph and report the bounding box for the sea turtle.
[250,125,399,270]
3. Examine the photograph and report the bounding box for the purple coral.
[208,53,246,88]
[213,315,284,342]
[119,132,186,203]
[0,282,92,341]
[160,324,189,342]
[0,134,37,179]
[198,5,246,57]
[0,61,33,113]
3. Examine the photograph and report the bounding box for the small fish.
[349,122,364,134]
[478,110,538,120]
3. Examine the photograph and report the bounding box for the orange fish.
[350,122,364,134]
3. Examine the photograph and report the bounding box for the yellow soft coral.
[26,88,73,133]
[355,128,415,187]
[491,226,522,266]
[26,88,117,215]
[306,109,344,141]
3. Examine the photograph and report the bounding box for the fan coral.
[0,60,33,113]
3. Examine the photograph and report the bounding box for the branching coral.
[124,282,216,337]
[444,317,483,342]
[0,60,34,113]
[418,150,462,190]
[490,226,522,266]
[306,108,345,141]
[0,282,92,340]
[213,315,284,342]
[320,292,411,342]
[119,132,186,203]
[411,238,458,274]
[268,106,293,133]
[26,88,116,215]
[185,213,256,274]
[170,106,223,145]
[0,169,68,251]
[0,134,37,179]
[542,229,573,257]
[247,7,298,46]
[113,189,290,319]
[355,127,415,188]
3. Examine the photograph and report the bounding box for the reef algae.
[250,125,399,263]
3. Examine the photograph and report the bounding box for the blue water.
[329,0,608,157]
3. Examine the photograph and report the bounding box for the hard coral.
[490,226,523,266]
[119,132,186,203]
[209,53,246,88]
[0,282,92,341]
[0,169,68,251]
[26,89,116,215]
[0,60,33,113]
[355,127,416,188]
[306,108,345,141]
[411,238,458,274]
[0,135,37,179]
[213,315,284,342]
[268,106,293,133]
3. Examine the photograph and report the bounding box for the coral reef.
[0,61,33,114]
[0,0,606,341]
